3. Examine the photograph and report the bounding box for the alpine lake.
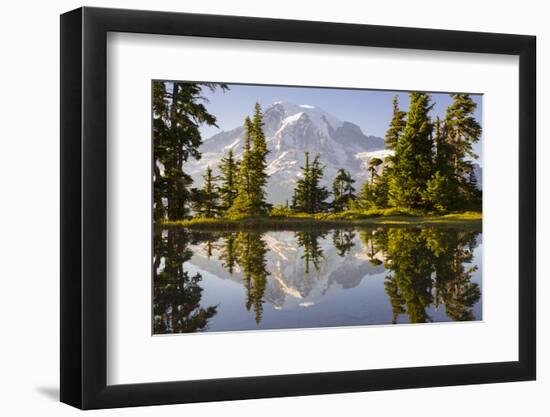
[153,222,482,334]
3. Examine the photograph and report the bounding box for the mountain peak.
[188,100,385,204]
[265,101,343,138]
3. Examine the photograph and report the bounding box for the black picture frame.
[60,6,536,410]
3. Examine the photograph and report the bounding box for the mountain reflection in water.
[153,226,482,334]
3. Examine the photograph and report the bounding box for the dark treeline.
[153,226,481,331]
[153,81,482,221]
[382,93,482,212]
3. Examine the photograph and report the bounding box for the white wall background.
[0,0,545,415]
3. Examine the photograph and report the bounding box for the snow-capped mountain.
[187,231,386,310]
[186,101,386,204]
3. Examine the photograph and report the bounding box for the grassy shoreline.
[160,210,482,230]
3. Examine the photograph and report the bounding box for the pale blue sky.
[197,83,483,163]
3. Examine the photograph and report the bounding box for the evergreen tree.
[292,152,329,213]
[292,152,312,212]
[374,95,405,210]
[388,92,434,208]
[229,117,254,216]
[360,162,390,209]
[371,166,390,207]
[153,81,227,220]
[332,168,356,212]
[444,94,482,175]
[249,103,270,213]
[433,116,449,172]
[422,171,453,212]
[420,116,457,211]
[384,95,407,150]
[368,157,383,184]
[309,154,330,213]
[358,180,372,209]
[192,166,220,218]
[465,169,482,204]
[444,93,482,206]
[230,103,270,216]
[218,149,239,211]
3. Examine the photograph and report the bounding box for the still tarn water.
[153,226,482,334]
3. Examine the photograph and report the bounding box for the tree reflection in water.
[363,227,481,324]
[332,228,356,257]
[153,228,218,333]
[235,231,269,324]
[153,226,481,333]
[295,230,327,273]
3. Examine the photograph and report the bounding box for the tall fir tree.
[358,162,389,209]
[152,81,227,220]
[292,152,329,213]
[375,95,405,210]
[444,93,482,206]
[384,95,407,150]
[358,179,372,209]
[191,166,220,218]
[422,116,456,211]
[433,116,448,171]
[292,151,312,212]
[388,92,435,209]
[309,154,330,213]
[374,166,391,207]
[249,103,270,214]
[332,168,356,212]
[229,103,270,217]
[229,117,254,216]
[218,149,239,212]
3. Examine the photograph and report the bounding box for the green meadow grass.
[160,209,482,230]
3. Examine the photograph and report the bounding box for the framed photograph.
[60,6,536,409]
